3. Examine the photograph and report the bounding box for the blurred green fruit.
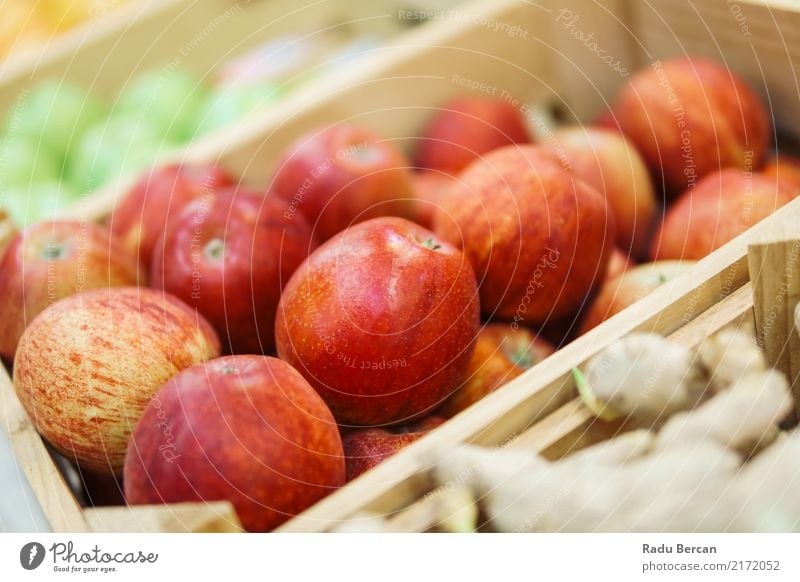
[195,82,280,136]
[0,135,61,187]
[6,81,106,161]
[68,116,165,194]
[1,180,79,226]
[116,69,209,143]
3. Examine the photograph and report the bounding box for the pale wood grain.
[0,365,88,532]
[85,502,242,533]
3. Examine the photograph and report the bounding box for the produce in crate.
[763,154,800,193]
[270,124,415,241]
[437,324,555,418]
[546,125,657,259]
[124,355,345,532]
[414,97,531,175]
[434,145,615,324]
[276,217,480,425]
[151,189,317,354]
[0,221,142,362]
[343,416,445,481]
[651,169,796,260]
[611,56,770,196]
[13,287,221,474]
[0,206,16,258]
[108,163,236,272]
[578,260,695,333]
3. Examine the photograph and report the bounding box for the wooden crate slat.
[85,501,242,533]
[0,365,88,532]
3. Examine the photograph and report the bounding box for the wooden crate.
[2,0,800,532]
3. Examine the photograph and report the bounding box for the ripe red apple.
[269,124,414,242]
[342,416,444,481]
[0,220,141,362]
[108,163,236,272]
[13,287,221,474]
[579,260,696,334]
[763,154,800,194]
[651,169,797,261]
[607,247,635,281]
[433,145,615,325]
[547,126,658,258]
[437,324,555,418]
[414,97,531,175]
[613,57,770,195]
[408,171,458,230]
[150,188,316,354]
[275,217,480,426]
[0,205,16,259]
[124,355,345,532]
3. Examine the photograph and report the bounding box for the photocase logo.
[20,542,46,570]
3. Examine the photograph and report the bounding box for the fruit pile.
[3,55,798,532]
[0,73,280,226]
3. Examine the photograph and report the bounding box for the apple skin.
[0,220,142,362]
[651,169,797,261]
[578,260,696,334]
[124,355,345,532]
[607,247,635,281]
[613,57,770,196]
[762,155,800,194]
[408,171,459,230]
[414,97,531,175]
[108,163,236,272]
[437,324,555,418]
[342,416,445,481]
[13,287,221,475]
[150,188,317,354]
[433,145,615,325]
[547,126,657,259]
[269,124,414,242]
[275,217,480,426]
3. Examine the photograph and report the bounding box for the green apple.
[115,69,209,143]
[0,135,61,188]
[1,180,80,226]
[5,81,106,161]
[67,116,165,193]
[194,82,280,137]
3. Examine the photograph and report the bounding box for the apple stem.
[204,238,225,260]
[42,244,65,260]
[420,237,443,251]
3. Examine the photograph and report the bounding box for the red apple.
[547,126,658,258]
[0,205,16,260]
[415,97,531,175]
[762,154,800,194]
[433,145,615,325]
[13,287,221,474]
[0,220,141,362]
[613,57,770,195]
[408,171,459,230]
[150,188,316,354]
[275,217,480,426]
[607,247,635,281]
[579,260,696,334]
[108,163,236,272]
[342,416,445,481]
[437,324,554,418]
[124,355,345,532]
[269,124,414,242]
[651,169,797,261]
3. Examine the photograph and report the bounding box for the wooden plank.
[0,365,88,532]
[85,502,242,533]
[748,236,800,421]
